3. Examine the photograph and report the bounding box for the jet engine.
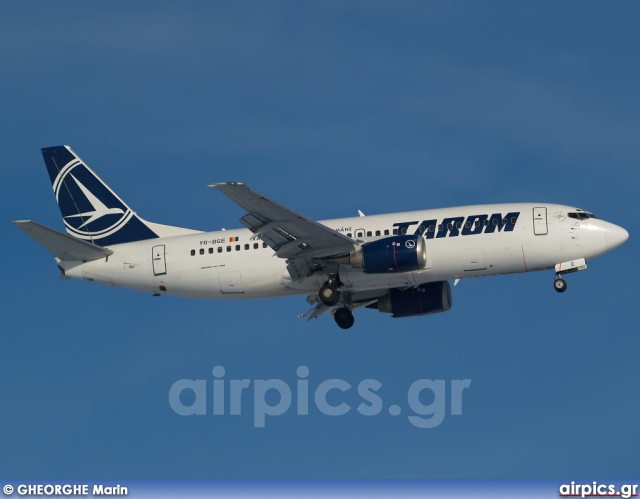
[346,235,427,274]
[370,281,452,318]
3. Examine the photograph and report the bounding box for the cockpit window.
[568,212,596,220]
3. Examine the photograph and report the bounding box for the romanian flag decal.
[229,236,239,242]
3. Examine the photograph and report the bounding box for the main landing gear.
[319,273,341,306]
[334,307,355,329]
[319,282,339,306]
[553,275,567,293]
[318,272,355,329]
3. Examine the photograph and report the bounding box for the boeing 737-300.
[14,146,629,329]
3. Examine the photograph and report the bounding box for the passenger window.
[199,248,205,255]
[384,230,389,236]
[263,243,267,248]
[218,247,222,253]
[190,249,195,256]
[429,225,435,232]
[244,244,249,250]
[484,220,489,227]
[492,219,498,226]
[401,227,407,235]
[347,233,352,238]
[375,230,381,236]
[209,247,214,254]
[474,221,480,227]
[456,222,462,229]
[438,224,443,231]
[226,246,231,252]
[511,217,517,224]
[393,229,398,235]
[465,222,471,229]
[447,223,453,230]
[367,231,372,237]
[253,243,259,249]
[418,226,425,234]
[235,245,240,251]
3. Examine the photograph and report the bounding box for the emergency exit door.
[533,207,548,235]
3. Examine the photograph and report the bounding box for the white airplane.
[14,146,629,329]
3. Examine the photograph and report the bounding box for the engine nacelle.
[374,281,452,318]
[348,235,427,274]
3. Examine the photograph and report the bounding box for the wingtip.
[208,182,246,188]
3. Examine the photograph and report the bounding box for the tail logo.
[54,159,132,241]
[64,174,125,228]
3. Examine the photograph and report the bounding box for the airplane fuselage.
[59,202,620,300]
[18,145,629,328]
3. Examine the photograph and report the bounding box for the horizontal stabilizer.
[13,220,114,262]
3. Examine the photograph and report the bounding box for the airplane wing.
[210,183,356,280]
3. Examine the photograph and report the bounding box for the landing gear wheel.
[319,282,340,306]
[334,308,355,329]
[554,278,567,293]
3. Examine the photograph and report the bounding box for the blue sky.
[1,1,638,479]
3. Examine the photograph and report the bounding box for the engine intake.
[374,281,452,318]
[348,235,427,274]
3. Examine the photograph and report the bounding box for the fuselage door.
[152,245,167,275]
[533,207,548,235]
[461,248,486,271]
[219,271,245,294]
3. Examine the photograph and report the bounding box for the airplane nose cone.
[604,222,629,251]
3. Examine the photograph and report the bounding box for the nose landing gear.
[552,257,587,294]
[553,275,567,293]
